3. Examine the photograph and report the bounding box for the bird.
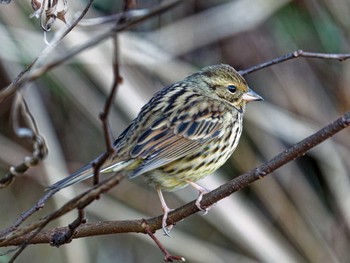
[48,64,263,235]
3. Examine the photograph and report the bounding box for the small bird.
[48,64,263,235]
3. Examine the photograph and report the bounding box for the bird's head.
[190,64,263,112]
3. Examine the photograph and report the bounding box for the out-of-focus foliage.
[0,0,350,262]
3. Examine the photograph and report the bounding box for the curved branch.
[0,0,181,101]
[0,0,182,239]
[0,0,95,101]
[2,110,349,247]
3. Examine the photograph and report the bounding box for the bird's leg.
[186,180,211,214]
[156,187,174,236]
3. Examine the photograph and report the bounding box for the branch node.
[50,230,72,247]
[50,208,86,247]
[293,49,303,57]
[341,115,350,126]
[254,168,266,179]
[117,75,123,84]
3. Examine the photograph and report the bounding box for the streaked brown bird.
[49,64,263,235]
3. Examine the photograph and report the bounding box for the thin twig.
[87,0,128,200]
[93,31,122,186]
[239,50,350,76]
[142,221,185,262]
[0,173,126,246]
[38,5,126,251]
[100,34,122,155]
[48,8,126,248]
[0,0,181,101]
[0,95,48,188]
[0,189,58,238]
[0,0,95,101]
[0,0,181,240]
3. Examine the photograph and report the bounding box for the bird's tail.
[47,162,94,191]
[47,155,136,191]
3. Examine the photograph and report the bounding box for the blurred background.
[1,0,350,262]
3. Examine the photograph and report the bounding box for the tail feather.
[47,163,94,191]
[47,156,137,191]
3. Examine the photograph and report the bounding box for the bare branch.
[0,94,48,188]
[0,0,94,102]
[0,0,181,101]
[1,110,349,247]
[143,221,185,262]
[0,189,58,238]
[52,7,126,249]
[0,0,181,237]
[239,50,350,76]
[50,208,86,247]
[0,173,126,246]
[1,2,349,260]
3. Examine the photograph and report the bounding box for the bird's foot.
[162,206,174,236]
[157,188,175,236]
[186,180,212,214]
[195,188,212,215]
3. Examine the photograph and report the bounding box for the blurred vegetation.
[0,0,350,262]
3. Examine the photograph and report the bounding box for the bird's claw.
[162,207,174,236]
[193,183,214,215]
[195,194,212,215]
[162,224,173,237]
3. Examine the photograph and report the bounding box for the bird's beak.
[242,89,263,102]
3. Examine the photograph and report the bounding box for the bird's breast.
[144,113,243,191]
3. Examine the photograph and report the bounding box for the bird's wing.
[129,99,229,178]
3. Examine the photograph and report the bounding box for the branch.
[0,0,95,101]
[0,173,126,247]
[143,221,185,262]
[239,50,350,76]
[0,0,181,101]
[1,8,129,261]
[2,110,349,247]
[0,94,48,188]
[0,0,181,238]
[49,8,125,250]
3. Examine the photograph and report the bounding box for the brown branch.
[1,2,349,257]
[0,173,126,247]
[0,95,48,188]
[50,5,125,250]
[99,36,122,155]
[0,1,182,258]
[143,221,185,262]
[0,0,181,101]
[93,19,123,186]
[50,208,86,247]
[0,189,58,239]
[2,110,349,247]
[0,0,95,102]
[239,50,350,76]
[0,0,95,251]
[5,19,126,262]
[0,0,181,239]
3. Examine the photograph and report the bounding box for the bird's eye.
[227,85,237,93]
